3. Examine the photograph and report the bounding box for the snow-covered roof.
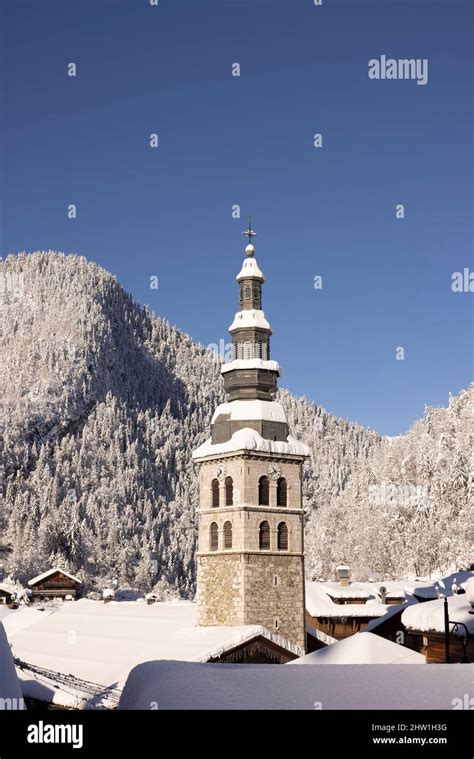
[306,625,338,647]
[3,600,299,709]
[403,571,474,600]
[228,309,271,332]
[193,428,310,460]
[305,582,390,619]
[0,622,23,704]
[221,358,280,375]
[28,567,81,587]
[119,660,474,710]
[364,600,417,633]
[0,585,13,594]
[321,581,407,600]
[236,256,264,281]
[322,582,372,599]
[402,594,474,635]
[292,632,425,665]
[211,400,287,425]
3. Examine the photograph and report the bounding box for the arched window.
[210,522,219,551]
[258,476,269,506]
[225,476,233,506]
[277,477,287,507]
[277,522,288,551]
[224,521,233,549]
[259,521,270,550]
[211,479,219,508]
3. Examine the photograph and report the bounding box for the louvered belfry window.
[224,521,233,549]
[210,522,219,551]
[276,478,287,507]
[277,522,288,551]
[259,521,270,550]
[225,477,233,506]
[211,479,219,508]
[243,341,252,359]
[258,476,270,506]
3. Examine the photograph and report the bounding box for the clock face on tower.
[216,464,227,481]
[267,463,282,480]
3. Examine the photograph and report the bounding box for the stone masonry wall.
[243,553,306,649]
[196,554,244,626]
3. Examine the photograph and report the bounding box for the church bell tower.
[193,222,309,651]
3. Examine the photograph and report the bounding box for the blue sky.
[1,0,472,435]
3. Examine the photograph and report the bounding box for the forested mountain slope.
[0,253,471,594]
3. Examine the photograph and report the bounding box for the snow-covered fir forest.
[0,252,472,596]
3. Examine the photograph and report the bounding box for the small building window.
[277,477,287,507]
[210,522,219,551]
[211,479,219,508]
[258,475,269,506]
[224,521,233,549]
[244,287,251,300]
[225,476,233,506]
[259,520,270,550]
[277,522,288,551]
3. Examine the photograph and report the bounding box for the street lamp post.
[442,589,471,664]
[443,596,450,663]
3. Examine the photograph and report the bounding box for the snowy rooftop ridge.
[28,567,81,586]
[306,625,338,647]
[321,582,373,599]
[293,632,425,666]
[402,593,474,635]
[3,600,301,709]
[193,428,311,460]
[119,661,474,710]
[305,582,391,619]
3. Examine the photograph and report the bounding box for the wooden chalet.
[401,591,474,663]
[305,609,386,640]
[0,586,13,605]
[406,629,474,664]
[305,581,391,641]
[27,568,81,600]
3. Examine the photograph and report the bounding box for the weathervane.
[243,217,257,245]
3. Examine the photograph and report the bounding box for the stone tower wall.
[196,453,306,650]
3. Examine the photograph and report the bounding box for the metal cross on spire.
[243,217,257,245]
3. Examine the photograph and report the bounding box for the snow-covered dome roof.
[192,428,311,459]
[211,399,288,425]
[236,256,264,282]
[228,309,271,332]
